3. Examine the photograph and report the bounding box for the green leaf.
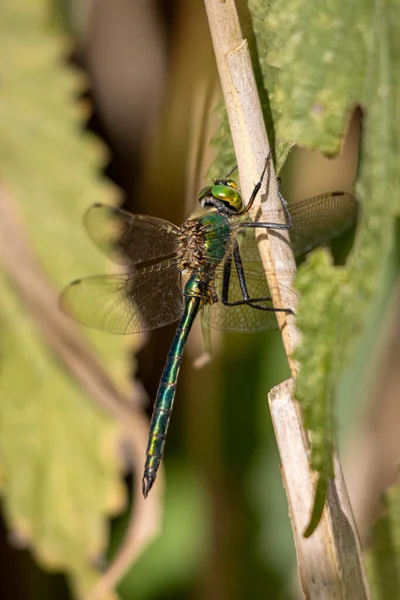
[246,0,400,531]
[0,273,124,600]
[0,0,134,596]
[294,250,346,471]
[256,0,368,154]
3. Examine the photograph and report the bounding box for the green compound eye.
[211,184,243,212]
[198,186,212,202]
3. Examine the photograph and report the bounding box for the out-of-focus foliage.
[365,481,400,599]
[0,0,133,596]
[247,0,400,533]
[113,467,209,600]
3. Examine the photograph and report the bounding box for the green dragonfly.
[61,161,357,497]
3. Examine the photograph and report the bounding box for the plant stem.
[204,1,371,598]
[204,0,299,375]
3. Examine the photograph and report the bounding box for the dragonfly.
[61,160,358,497]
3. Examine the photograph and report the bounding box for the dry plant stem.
[0,187,163,600]
[204,0,299,374]
[205,2,370,598]
[270,382,371,600]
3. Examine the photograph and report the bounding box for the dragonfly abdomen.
[142,280,203,497]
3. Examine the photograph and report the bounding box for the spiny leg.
[240,153,272,215]
[237,221,289,231]
[224,164,238,178]
[276,177,292,228]
[236,178,293,234]
[233,240,250,301]
[221,242,293,315]
[221,242,270,306]
[240,151,293,231]
[221,250,233,302]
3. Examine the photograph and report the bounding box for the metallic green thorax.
[142,212,231,496]
[198,213,231,262]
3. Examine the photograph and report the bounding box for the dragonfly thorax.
[198,180,244,215]
[177,213,232,278]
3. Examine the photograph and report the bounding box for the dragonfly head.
[198,179,244,215]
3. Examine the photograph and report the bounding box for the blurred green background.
[1,1,399,599]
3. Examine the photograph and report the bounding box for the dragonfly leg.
[236,186,292,231]
[233,240,250,300]
[239,153,272,214]
[223,164,238,178]
[222,249,233,301]
[237,220,290,231]
[239,150,293,223]
[245,160,269,211]
[276,178,293,228]
[221,242,293,315]
[221,244,256,305]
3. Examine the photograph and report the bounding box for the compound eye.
[211,184,243,212]
[198,185,212,201]
[226,179,238,190]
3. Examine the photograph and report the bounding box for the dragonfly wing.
[289,191,358,256]
[84,204,180,266]
[202,261,294,332]
[235,225,262,262]
[226,218,262,261]
[61,260,184,334]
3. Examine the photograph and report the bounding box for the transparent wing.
[60,260,184,334]
[289,191,358,256]
[229,224,263,262]
[84,204,180,266]
[202,261,290,332]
